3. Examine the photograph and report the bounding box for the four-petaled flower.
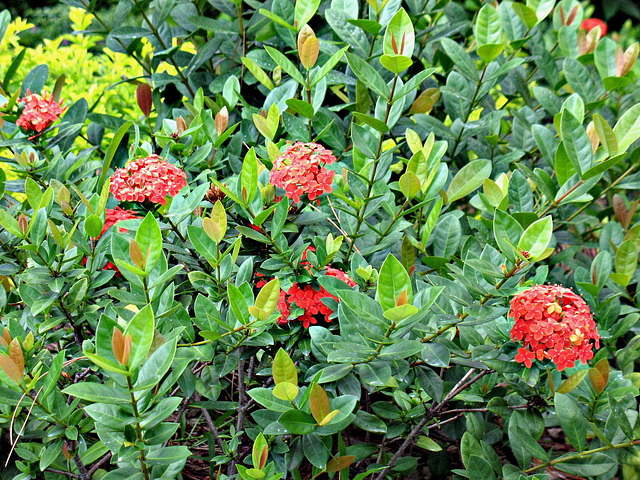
[16,90,66,133]
[270,142,336,203]
[509,284,600,371]
[83,207,139,274]
[110,154,187,205]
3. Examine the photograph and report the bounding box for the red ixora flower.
[83,207,139,274]
[110,154,187,205]
[257,248,356,328]
[16,90,66,133]
[580,18,608,36]
[510,285,600,371]
[270,142,336,203]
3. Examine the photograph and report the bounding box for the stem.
[131,0,195,97]
[77,0,149,75]
[559,164,638,229]
[126,376,151,480]
[422,261,523,343]
[524,439,640,474]
[344,74,400,264]
[372,370,493,480]
[539,180,584,217]
[449,64,488,161]
[306,69,313,142]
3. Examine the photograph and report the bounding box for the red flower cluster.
[581,18,607,36]
[257,248,356,328]
[83,207,139,274]
[99,207,139,239]
[270,142,336,203]
[16,90,66,133]
[510,285,600,371]
[110,155,187,205]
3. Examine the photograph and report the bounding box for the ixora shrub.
[3,0,640,478]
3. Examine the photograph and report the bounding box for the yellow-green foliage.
[1,8,143,119]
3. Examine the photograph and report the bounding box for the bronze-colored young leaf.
[215,106,229,135]
[589,367,605,394]
[129,239,145,269]
[297,24,315,54]
[0,354,22,383]
[309,384,330,423]
[555,369,587,394]
[112,328,132,366]
[326,455,356,472]
[9,338,24,377]
[594,358,609,385]
[300,36,320,70]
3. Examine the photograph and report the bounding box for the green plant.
[1,0,640,479]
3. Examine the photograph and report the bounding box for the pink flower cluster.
[510,285,600,371]
[16,91,66,133]
[270,142,336,203]
[110,154,187,205]
[257,249,356,328]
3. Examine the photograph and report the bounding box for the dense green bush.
[2,0,640,479]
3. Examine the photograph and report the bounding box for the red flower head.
[270,142,337,203]
[83,207,139,274]
[16,90,66,133]
[580,18,607,36]
[110,154,187,205]
[99,207,139,239]
[256,248,356,327]
[509,285,600,371]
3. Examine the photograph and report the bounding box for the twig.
[372,370,493,480]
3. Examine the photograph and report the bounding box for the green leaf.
[399,172,421,199]
[242,56,274,90]
[615,240,638,278]
[124,305,155,370]
[383,8,415,57]
[593,113,618,157]
[310,46,348,87]
[379,54,413,73]
[273,348,298,386]
[560,111,592,176]
[279,410,317,434]
[467,455,496,480]
[273,382,299,401]
[98,121,132,193]
[303,433,329,468]
[377,254,412,312]
[556,370,587,394]
[241,148,259,205]
[512,3,538,28]
[518,216,553,260]
[136,212,162,272]
[440,38,479,80]
[555,392,587,452]
[62,383,130,404]
[264,46,306,85]
[446,159,492,203]
[295,0,321,29]
[416,436,442,452]
[346,53,390,100]
[614,103,640,154]
[249,278,281,321]
[493,209,523,261]
[475,4,502,45]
